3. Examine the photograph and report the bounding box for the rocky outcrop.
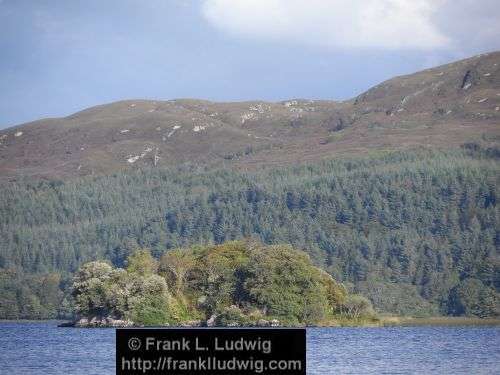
[256,319,281,327]
[206,314,217,327]
[59,316,281,328]
[179,320,202,327]
[59,317,135,328]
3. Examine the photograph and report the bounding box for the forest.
[0,146,498,319]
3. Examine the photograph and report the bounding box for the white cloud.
[202,0,451,49]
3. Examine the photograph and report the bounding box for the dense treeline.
[72,241,371,326]
[0,147,498,318]
[0,269,72,319]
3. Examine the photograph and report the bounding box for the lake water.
[0,322,499,374]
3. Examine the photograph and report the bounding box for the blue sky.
[1,0,499,129]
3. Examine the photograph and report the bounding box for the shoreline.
[380,317,500,327]
[3,317,500,328]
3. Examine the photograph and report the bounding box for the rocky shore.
[59,317,134,328]
[58,315,281,328]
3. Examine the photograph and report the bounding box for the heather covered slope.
[0,52,499,179]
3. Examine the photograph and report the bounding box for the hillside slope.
[1,149,498,318]
[1,52,499,179]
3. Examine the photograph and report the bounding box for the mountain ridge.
[1,51,499,180]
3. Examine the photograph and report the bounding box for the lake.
[0,322,499,374]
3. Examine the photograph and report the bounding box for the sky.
[1,0,499,129]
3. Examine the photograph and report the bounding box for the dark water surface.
[0,322,499,374]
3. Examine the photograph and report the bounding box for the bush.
[126,249,158,276]
[72,255,173,321]
[130,295,171,326]
[215,305,249,326]
[341,294,375,319]
[243,244,331,324]
[72,261,115,317]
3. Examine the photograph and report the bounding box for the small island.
[66,240,377,328]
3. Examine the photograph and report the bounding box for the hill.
[0,52,499,179]
[0,52,499,320]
